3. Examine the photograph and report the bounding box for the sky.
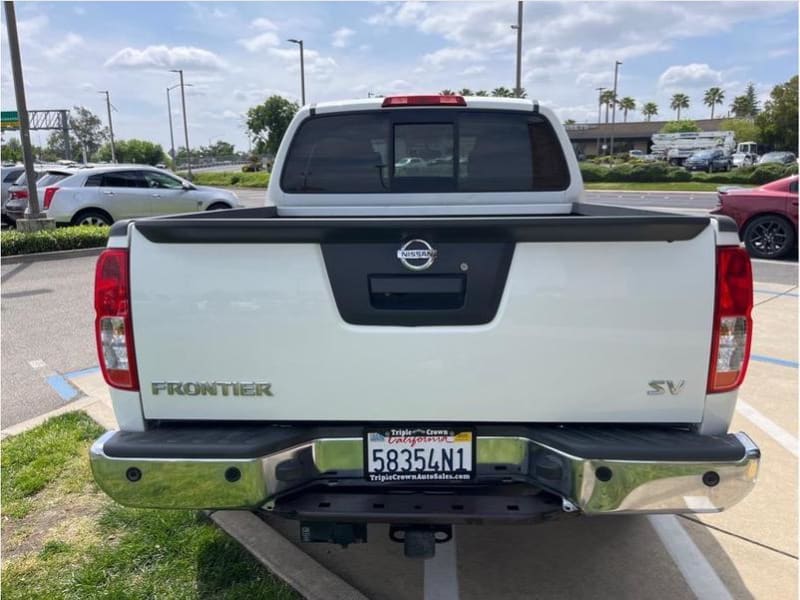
[1,1,798,153]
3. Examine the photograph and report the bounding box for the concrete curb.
[1,246,103,264]
[0,394,113,439]
[211,511,368,600]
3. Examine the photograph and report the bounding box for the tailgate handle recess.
[369,275,465,310]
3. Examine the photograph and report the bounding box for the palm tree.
[641,102,658,121]
[599,90,616,124]
[617,97,636,122]
[440,89,455,96]
[458,88,473,96]
[491,86,514,97]
[670,93,690,120]
[703,87,725,119]
[474,90,489,96]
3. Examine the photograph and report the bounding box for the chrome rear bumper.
[90,427,760,517]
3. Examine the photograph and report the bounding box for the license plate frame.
[364,426,476,483]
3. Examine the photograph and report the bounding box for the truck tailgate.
[127,209,717,423]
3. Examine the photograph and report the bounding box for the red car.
[712,174,798,259]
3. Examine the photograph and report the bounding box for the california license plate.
[365,427,475,482]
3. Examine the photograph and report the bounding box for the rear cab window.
[97,171,147,188]
[281,109,569,194]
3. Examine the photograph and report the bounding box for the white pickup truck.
[90,95,759,558]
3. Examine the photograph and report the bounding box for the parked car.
[711,174,798,259]
[26,165,242,226]
[628,149,644,158]
[394,156,426,169]
[88,94,759,560]
[683,149,731,172]
[731,152,754,169]
[757,151,797,165]
[5,167,80,223]
[1,165,25,222]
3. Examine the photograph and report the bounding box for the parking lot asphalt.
[0,192,796,597]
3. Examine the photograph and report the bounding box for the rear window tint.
[3,169,23,183]
[281,110,569,194]
[100,171,147,188]
[38,172,70,187]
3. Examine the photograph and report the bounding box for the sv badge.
[647,380,686,396]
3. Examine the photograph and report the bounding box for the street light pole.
[288,39,305,105]
[609,61,622,156]
[170,69,192,178]
[166,86,176,165]
[3,0,45,224]
[510,1,523,97]
[596,87,605,156]
[99,90,116,163]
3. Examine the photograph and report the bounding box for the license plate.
[365,427,474,482]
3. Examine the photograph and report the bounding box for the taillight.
[94,248,139,390]
[707,246,753,393]
[43,186,58,210]
[382,95,467,107]
[10,189,27,200]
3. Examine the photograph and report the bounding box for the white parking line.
[424,529,460,600]
[736,400,798,457]
[648,515,733,600]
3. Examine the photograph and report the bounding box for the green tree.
[599,90,616,124]
[457,88,473,96]
[246,95,299,156]
[670,93,690,120]
[564,119,576,125]
[69,105,108,162]
[491,87,514,97]
[720,118,760,144]
[1,137,23,162]
[730,83,760,118]
[440,89,455,96]
[660,120,700,133]
[703,87,725,119]
[755,75,798,151]
[474,90,489,96]
[617,97,636,122]
[209,140,235,157]
[641,102,658,121]
[46,130,79,161]
[95,139,165,165]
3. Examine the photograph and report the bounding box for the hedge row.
[580,162,797,185]
[0,225,109,256]
[190,171,270,188]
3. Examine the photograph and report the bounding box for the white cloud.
[422,47,485,68]
[46,33,85,58]
[461,65,486,76]
[658,63,723,89]
[104,45,227,71]
[252,17,277,31]
[267,47,337,80]
[73,6,86,15]
[238,31,280,52]
[767,48,794,59]
[331,27,355,48]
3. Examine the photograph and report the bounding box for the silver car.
[1,165,25,221]
[10,165,242,226]
[5,167,81,223]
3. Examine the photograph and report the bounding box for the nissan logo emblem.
[397,239,438,271]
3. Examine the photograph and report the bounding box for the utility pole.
[596,87,605,156]
[288,39,306,105]
[166,86,176,165]
[609,61,622,156]
[99,90,116,163]
[511,2,523,97]
[170,69,192,178]
[3,0,52,229]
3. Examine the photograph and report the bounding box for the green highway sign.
[1,110,19,130]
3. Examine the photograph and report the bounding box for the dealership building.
[566,118,729,157]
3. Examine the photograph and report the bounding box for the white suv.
[36,165,242,226]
